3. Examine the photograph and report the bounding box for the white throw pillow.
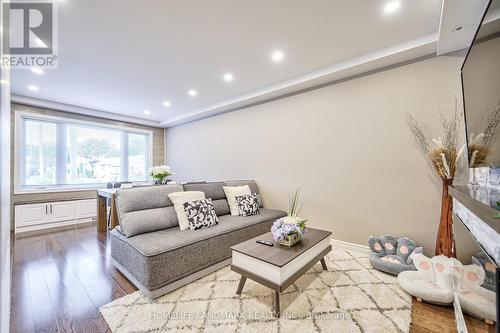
[168,191,206,230]
[223,185,251,216]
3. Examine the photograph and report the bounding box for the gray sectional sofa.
[110,180,286,299]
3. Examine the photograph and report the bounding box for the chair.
[367,235,423,275]
[398,254,496,323]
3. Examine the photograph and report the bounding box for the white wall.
[0,27,11,333]
[166,54,466,254]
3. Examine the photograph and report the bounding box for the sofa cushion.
[212,199,230,216]
[223,185,251,216]
[183,182,230,216]
[115,184,184,237]
[236,193,260,216]
[184,198,219,230]
[120,208,286,257]
[168,191,206,231]
[116,184,182,212]
[111,208,287,290]
[225,180,264,208]
[183,182,226,200]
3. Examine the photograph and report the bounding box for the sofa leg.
[416,297,422,303]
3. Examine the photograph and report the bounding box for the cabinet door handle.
[46,205,48,214]
[50,204,53,214]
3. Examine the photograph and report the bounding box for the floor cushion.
[368,235,423,275]
[397,253,496,322]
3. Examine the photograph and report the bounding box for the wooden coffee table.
[230,228,332,317]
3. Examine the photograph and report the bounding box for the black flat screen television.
[461,0,500,168]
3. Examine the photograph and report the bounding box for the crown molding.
[11,95,162,127]
[161,33,438,128]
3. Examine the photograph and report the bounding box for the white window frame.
[14,111,153,194]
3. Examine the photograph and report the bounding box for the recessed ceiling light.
[188,89,197,97]
[383,0,401,15]
[143,110,151,115]
[0,80,10,86]
[223,73,234,82]
[271,50,284,62]
[162,101,171,107]
[28,85,39,91]
[452,25,467,33]
[31,67,44,75]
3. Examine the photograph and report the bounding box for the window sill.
[14,185,103,195]
[14,182,150,195]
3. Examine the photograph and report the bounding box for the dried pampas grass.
[468,102,500,167]
[468,143,490,167]
[405,100,463,180]
[427,148,459,180]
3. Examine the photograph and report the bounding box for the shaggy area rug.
[100,249,412,332]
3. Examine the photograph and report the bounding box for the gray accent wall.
[10,103,166,229]
[166,54,470,254]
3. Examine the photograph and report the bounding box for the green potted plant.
[271,187,308,246]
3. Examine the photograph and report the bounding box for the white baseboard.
[330,239,370,255]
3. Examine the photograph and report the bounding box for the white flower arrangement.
[149,165,173,183]
[271,187,307,245]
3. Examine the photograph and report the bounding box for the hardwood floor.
[10,225,136,333]
[10,225,496,333]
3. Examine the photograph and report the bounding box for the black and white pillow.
[183,198,219,230]
[235,193,260,216]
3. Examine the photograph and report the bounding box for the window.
[17,113,152,191]
[24,120,57,185]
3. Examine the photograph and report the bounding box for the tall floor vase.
[435,178,456,257]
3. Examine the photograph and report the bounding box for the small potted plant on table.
[271,188,308,246]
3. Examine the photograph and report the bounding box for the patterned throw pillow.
[183,199,219,230]
[235,193,260,216]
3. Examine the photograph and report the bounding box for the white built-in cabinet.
[15,199,97,234]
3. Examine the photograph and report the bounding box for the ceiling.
[11,0,448,126]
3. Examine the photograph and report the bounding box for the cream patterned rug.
[100,249,412,333]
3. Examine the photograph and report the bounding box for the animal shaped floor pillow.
[368,235,423,275]
[398,254,496,323]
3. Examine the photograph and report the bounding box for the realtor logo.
[1,1,58,68]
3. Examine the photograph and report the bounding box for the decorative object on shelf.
[468,103,500,189]
[149,165,174,185]
[488,165,500,188]
[367,235,423,275]
[271,187,307,246]
[468,102,500,168]
[405,101,465,258]
[398,254,496,323]
[469,167,490,189]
